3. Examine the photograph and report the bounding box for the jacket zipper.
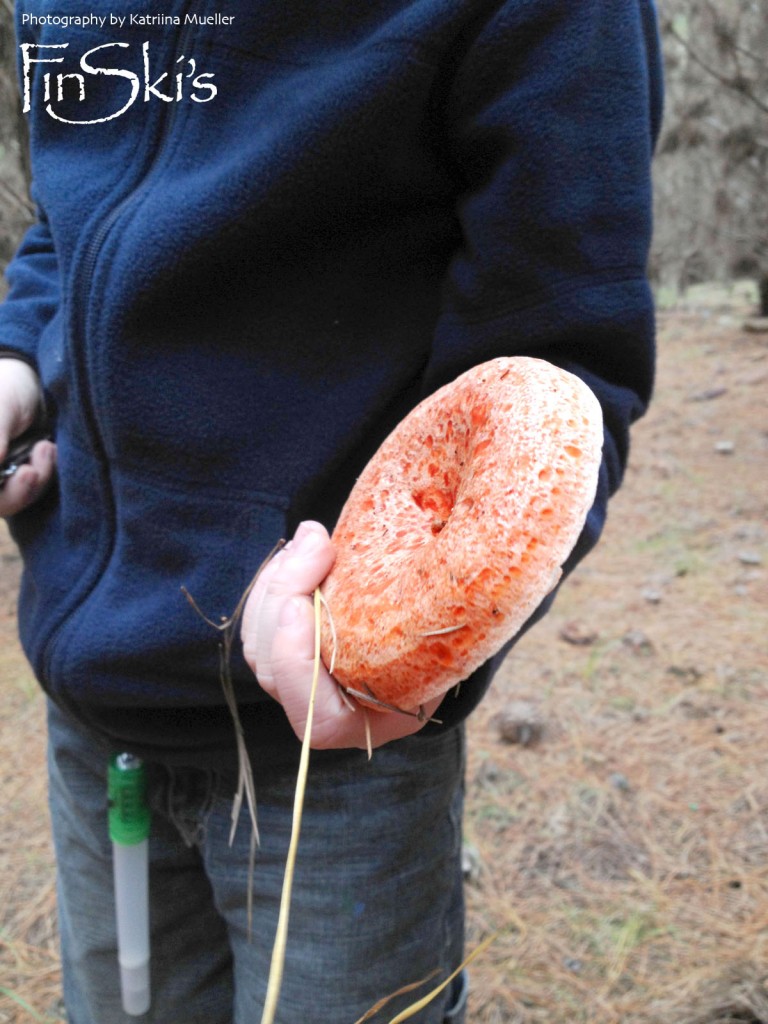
[42,3,199,685]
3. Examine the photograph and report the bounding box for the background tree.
[0,0,32,299]
[654,0,768,313]
[1,2,767,312]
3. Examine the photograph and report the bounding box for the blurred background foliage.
[0,0,767,311]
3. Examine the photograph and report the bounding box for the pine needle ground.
[1,296,766,1022]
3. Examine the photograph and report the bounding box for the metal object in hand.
[0,429,50,490]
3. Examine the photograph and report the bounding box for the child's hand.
[241,520,440,750]
[0,358,56,517]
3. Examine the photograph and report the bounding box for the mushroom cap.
[320,356,603,710]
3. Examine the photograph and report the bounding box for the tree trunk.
[15,94,31,192]
[759,271,768,317]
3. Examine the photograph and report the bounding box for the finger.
[268,594,344,737]
[0,409,28,463]
[0,440,56,517]
[241,521,335,683]
[270,596,442,750]
[242,522,330,635]
[0,360,45,460]
[268,594,368,747]
[240,545,289,678]
[336,694,443,751]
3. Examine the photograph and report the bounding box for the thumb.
[241,521,335,683]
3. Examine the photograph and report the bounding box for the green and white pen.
[108,753,151,1016]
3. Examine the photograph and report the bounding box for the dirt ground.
[1,297,766,1023]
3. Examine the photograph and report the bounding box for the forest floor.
[1,294,766,1023]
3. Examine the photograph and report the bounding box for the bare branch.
[664,18,768,116]
[0,177,34,219]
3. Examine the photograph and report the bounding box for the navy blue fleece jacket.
[2,0,662,763]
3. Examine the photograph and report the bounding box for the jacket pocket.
[14,450,290,708]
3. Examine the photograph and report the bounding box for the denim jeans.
[47,700,468,1023]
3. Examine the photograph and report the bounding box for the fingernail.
[293,521,313,543]
[278,597,303,628]
[293,526,323,557]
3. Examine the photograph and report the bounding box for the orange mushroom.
[320,356,603,712]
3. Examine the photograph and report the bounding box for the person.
[0,1,663,1021]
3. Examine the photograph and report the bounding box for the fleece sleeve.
[425,0,663,572]
[0,190,60,370]
[420,0,663,730]
[0,5,59,369]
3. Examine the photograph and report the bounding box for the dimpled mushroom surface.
[320,356,603,710]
